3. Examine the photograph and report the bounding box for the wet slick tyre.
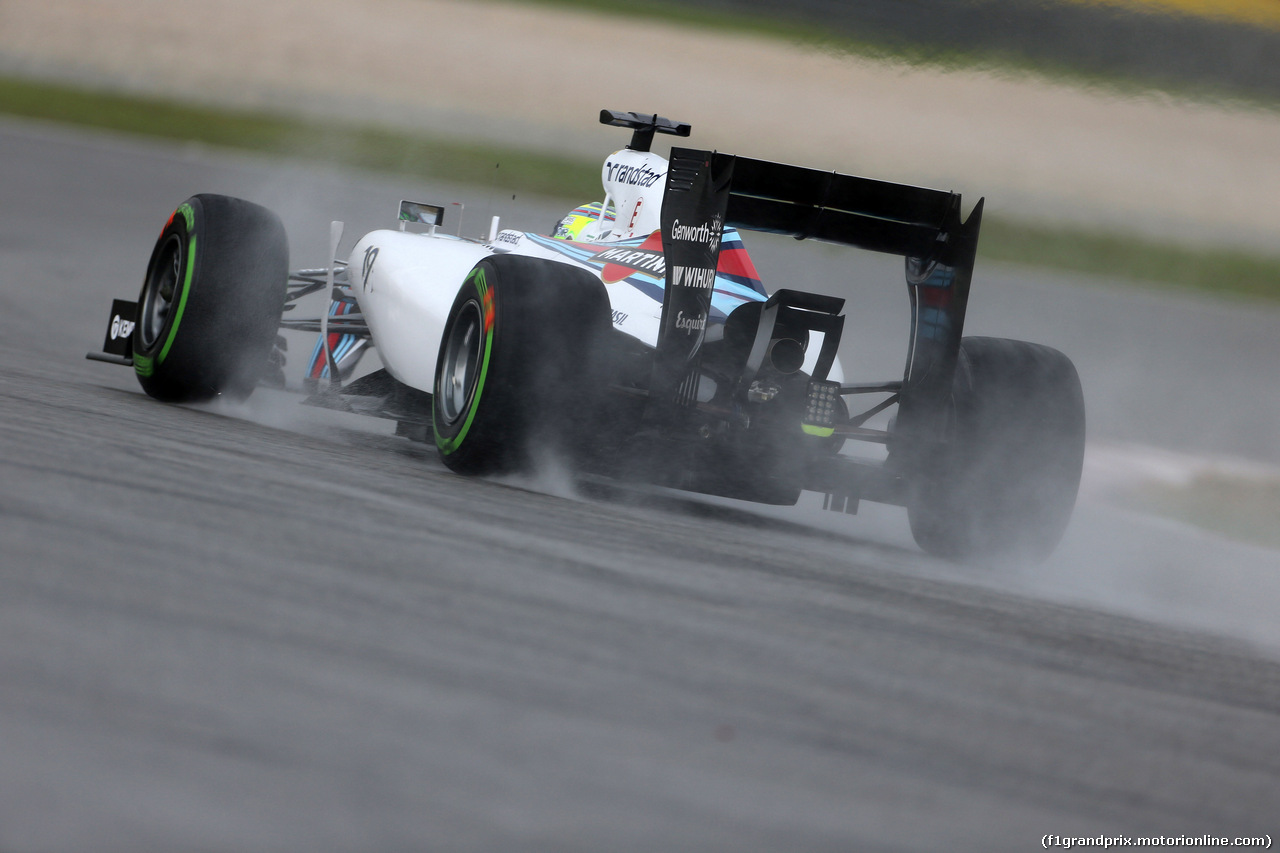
[907,336,1086,562]
[432,254,612,475]
[133,194,288,402]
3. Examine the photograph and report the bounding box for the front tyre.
[432,254,612,475]
[132,194,288,402]
[907,336,1086,562]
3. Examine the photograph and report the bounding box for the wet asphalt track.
[2,120,1280,850]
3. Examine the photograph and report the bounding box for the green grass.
[495,0,1053,84]
[980,218,1280,302]
[3,75,1277,302]
[492,0,1280,110]
[1134,473,1280,549]
[499,0,852,50]
[0,78,600,201]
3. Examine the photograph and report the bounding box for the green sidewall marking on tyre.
[436,269,493,456]
[178,203,195,231]
[157,234,196,366]
[133,353,154,378]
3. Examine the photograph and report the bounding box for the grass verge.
[496,0,1280,110]
[0,77,599,201]
[2,76,1277,302]
[1133,473,1280,550]
[980,218,1280,302]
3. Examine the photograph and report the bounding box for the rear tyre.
[907,336,1085,562]
[432,254,612,475]
[132,194,288,402]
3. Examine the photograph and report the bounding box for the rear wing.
[721,153,976,259]
[651,148,984,445]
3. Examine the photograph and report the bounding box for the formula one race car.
[89,109,1085,561]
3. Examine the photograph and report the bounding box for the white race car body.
[349,231,490,393]
[350,144,840,394]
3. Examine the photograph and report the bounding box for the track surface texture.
[3,122,1280,850]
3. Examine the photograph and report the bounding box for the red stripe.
[717,247,762,282]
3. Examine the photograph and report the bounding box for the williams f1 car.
[89,109,1086,560]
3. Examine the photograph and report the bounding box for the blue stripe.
[525,233,602,262]
[527,229,767,319]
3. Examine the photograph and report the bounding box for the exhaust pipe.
[767,338,805,374]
